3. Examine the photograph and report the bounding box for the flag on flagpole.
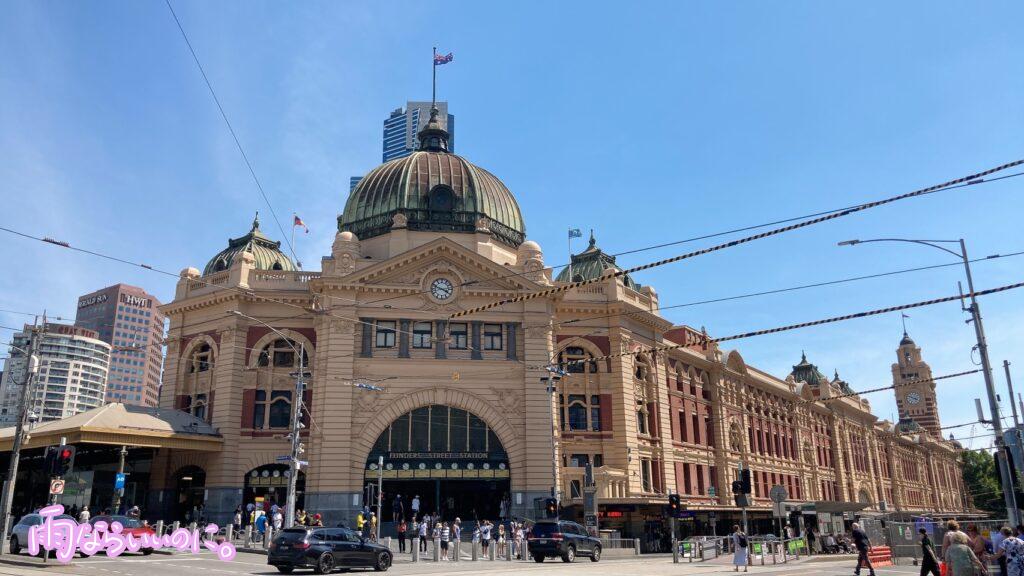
[434,52,454,65]
[293,214,309,234]
[568,228,582,239]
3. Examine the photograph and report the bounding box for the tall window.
[563,394,601,431]
[253,390,293,429]
[636,401,648,435]
[256,338,307,368]
[640,458,652,492]
[183,342,214,422]
[449,323,468,349]
[412,322,433,349]
[483,324,503,350]
[189,343,212,373]
[567,395,588,430]
[590,395,601,431]
[375,321,396,348]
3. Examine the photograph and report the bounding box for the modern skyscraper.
[0,323,111,426]
[382,101,454,162]
[75,284,165,407]
[349,176,363,192]
[892,331,941,436]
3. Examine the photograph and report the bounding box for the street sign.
[297,460,308,468]
[114,473,126,490]
[276,455,291,462]
[49,479,65,495]
[773,501,785,518]
[769,485,788,503]
[584,514,597,528]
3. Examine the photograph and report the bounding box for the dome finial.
[801,350,806,362]
[588,229,596,249]
[252,211,261,231]
[417,106,450,152]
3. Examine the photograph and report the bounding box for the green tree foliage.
[961,450,1002,514]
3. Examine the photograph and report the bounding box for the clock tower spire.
[892,331,941,436]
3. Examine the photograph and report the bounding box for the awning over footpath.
[0,403,223,452]
[797,501,871,514]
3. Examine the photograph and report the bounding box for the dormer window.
[428,185,455,212]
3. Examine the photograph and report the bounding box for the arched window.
[181,341,215,423]
[252,390,294,430]
[271,262,283,271]
[559,346,599,374]
[560,394,602,432]
[256,338,308,368]
[189,343,212,373]
[428,185,455,212]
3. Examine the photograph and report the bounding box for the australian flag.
[569,228,582,239]
[434,52,454,65]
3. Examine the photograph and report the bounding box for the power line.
[364,170,1024,308]
[450,159,1024,319]
[163,0,298,266]
[534,250,1024,330]
[546,280,1024,371]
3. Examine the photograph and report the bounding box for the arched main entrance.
[366,404,510,523]
[244,464,305,513]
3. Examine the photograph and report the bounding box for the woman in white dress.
[732,525,749,572]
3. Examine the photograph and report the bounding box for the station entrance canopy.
[0,403,222,452]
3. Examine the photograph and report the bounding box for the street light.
[0,337,40,555]
[838,236,1018,523]
[228,310,308,528]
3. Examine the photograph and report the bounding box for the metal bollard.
[244,526,253,548]
[507,541,513,562]
[189,522,197,531]
[522,539,529,561]
[634,538,641,556]
[155,520,164,537]
[266,526,274,549]
[453,540,460,562]
[433,538,440,561]
[412,541,419,562]
[226,524,233,542]
[489,541,496,561]
[172,521,180,532]
[673,539,679,563]
[472,541,479,561]
[384,537,391,551]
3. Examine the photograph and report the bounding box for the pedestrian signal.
[544,498,558,518]
[668,494,681,515]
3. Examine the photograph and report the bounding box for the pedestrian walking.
[310,513,323,527]
[245,501,255,527]
[393,493,404,522]
[453,518,462,557]
[851,522,875,576]
[255,511,267,543]
[996,526,1024,576]
[994,526,1010,576]
[498,523,507,558]
[273,508,283,531]
[944,520,969,562]
[919,528,941,576]
[398,519,407,553]
[731,525,748,572]
[441,522,451,561]
[966,524,990,570]
[233,507,242,532]
[481,520,492,556]
[411,495,420,519]
[419,517,428,552]
[946,531,986,575]
[78,506,90,523]
[368,512,378,542]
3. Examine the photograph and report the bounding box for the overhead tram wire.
[163,0,298,266]
[541,279,1024,372]
[449,159,1024,320]
[529,250,1024,331]
[361,167,1024,308]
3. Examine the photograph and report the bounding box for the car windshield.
[530,523,561,537]
[104,516,142,528]
[277,528,309,542]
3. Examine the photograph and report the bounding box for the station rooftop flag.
[434,52,454,65]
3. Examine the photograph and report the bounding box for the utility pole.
[958,239,1018,525]
[541,374,562,516]
[0,319,41,555]
[285,342,306,528]
[111,445,128,512]
[1005,361,1020,428]
[376,455,383,541]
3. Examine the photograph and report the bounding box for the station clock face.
[430,278,454,301]
[906,391,921,405]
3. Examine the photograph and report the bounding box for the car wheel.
[562,545,575,563]
[314,552,335,574]
[590,545,601,562]
[142,548,154,556]
[9,536,20,555]
[276,567,294,574]
[533,553,545,562]
[373,551,391,571]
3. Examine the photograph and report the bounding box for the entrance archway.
[366,404,510,523]
[174,465,206,522]
[244,464,305,513]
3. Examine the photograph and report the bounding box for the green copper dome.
[338,107,525,247]
[203,214,296,276]
[789,352,826,386]
[555,231,640,290]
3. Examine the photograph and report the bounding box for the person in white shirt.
[78,506,90,523]
[411,495,421,518]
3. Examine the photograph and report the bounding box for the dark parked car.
[268,527,391,574]
[527,520,601,563]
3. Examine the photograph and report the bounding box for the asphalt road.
[0,551,926,576]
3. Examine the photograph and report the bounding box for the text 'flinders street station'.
[152,108,966,540]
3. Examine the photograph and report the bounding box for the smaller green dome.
[896,418,923,434]
[555,230,639,290]
[789,351,825,386]
[203,213,296,276]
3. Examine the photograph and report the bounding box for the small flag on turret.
[434,52,454,65]
[569,228,582,239]
[293,214,309,234]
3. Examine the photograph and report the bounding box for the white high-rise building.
[0,323,111,426]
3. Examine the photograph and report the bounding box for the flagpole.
[432,46,437,109]
[567,228,573,282]
[291,214,299,270]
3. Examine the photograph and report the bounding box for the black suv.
[528,520,601,563]
[268,527,391,573]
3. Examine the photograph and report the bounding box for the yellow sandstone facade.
[153,109,966,539]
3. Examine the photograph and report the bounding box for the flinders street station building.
[138,108,969,541]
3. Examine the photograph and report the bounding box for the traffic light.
[544,498,558,518]
[740,469,751,494]
[44,446,76,477]
[668,494,681,516]
[732,480,744,494]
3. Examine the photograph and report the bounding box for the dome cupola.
[203,213,296,276]
[789,351,826,386]
[555,230,639,290]
[339,107,525,248]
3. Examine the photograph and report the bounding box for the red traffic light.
[60,449,72,459]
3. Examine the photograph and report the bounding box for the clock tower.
[892,331,941,436]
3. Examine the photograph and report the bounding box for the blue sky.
[1,1,1022,443]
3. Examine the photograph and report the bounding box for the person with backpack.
[732,525,749,572]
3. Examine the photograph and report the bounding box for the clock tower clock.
[892,331,941,436]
